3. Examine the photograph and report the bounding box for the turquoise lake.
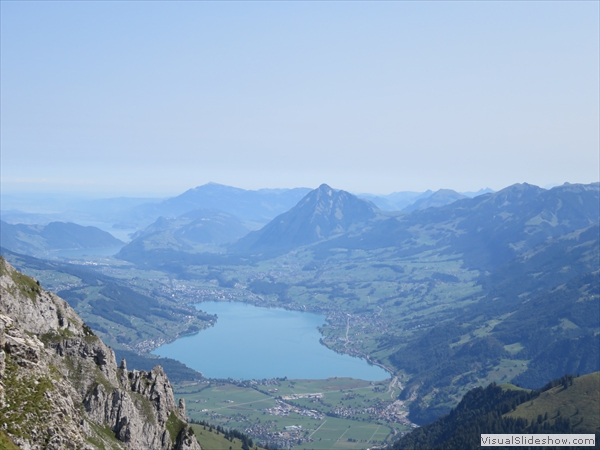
[152,301,389,381]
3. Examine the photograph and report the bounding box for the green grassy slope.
[392,372,600,450]
[190,423,266,450]
[505,372,600,433]
[0,430,21,450]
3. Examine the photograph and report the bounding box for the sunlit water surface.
[152,301,389,381]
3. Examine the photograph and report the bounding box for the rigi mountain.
[118,183,312,229]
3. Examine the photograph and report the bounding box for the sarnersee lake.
[152,301,390,381]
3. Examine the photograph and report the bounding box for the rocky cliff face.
[0,257,201,450]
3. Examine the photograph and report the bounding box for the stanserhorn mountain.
[0,257,201,450]
[230,184,379,255]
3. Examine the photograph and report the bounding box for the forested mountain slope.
[392,373,599,450]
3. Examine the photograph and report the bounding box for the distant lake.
[71,220,137,243]
[152,301,389,381]
[52,245,124,259]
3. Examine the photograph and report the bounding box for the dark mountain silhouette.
[230,184,379,255]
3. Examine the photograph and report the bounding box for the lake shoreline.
[152,300,390,381]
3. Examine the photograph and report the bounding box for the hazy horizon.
[2,2,598,197]
[1,180,592,215]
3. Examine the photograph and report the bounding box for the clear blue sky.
[1,1,598,196]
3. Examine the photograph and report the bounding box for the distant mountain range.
[116,182,599,269]
[1,184,313,234]
[2,183,494,233]
[116,183,313,228]
[325,182,599,270]
[117,183,486,261]
[358,190,430,211]
[358,187,493,211]
[0,196,164,226]
[0,220,124,257]
[401,188,468,212]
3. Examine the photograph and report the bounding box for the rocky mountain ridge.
[0,257,201,450]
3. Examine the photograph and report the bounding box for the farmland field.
[175,378,413,449]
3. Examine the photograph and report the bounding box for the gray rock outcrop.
[0,257,201,450]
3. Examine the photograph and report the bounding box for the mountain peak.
[231,185,378,254]
[310,183,335,200]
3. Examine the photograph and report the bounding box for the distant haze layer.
[1,2,598,195]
